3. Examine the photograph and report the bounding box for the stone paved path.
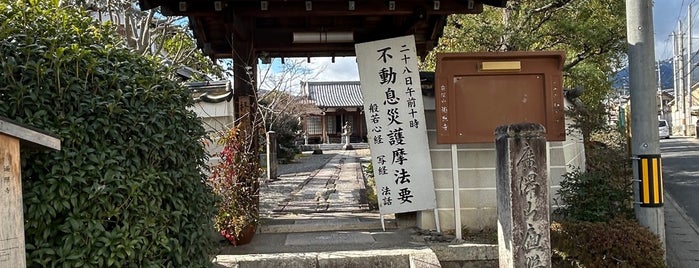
[259,149,373,221]
[272,150,370,214]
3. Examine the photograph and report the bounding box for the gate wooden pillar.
[231,15,261,206]
[0,118,60,268]
[232,15,257,138]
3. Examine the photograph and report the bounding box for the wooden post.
[0,118,60,268]
[495,123,550,268]
[231,17,261,215]
[0,134,22,267]
[231,16,258,152]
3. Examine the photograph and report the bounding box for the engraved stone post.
[266,131,278,181]
[495,123,550,268]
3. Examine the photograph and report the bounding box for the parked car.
[659,119,670,139]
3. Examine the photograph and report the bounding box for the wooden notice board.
[0,134,22,267]
[0,118,60,268]
[435,51,566,143]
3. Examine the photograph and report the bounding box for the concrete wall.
[416,96,586,232]
[189,101,235,164]
[192,101,235,132]
[670,109,697,136]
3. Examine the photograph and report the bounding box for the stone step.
[213,240,499,267]
[300,143,371,151]
[217,215,498,268]
[214,248,441,268]
[260,218,393,233]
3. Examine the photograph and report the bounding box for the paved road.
[661,137,699,226]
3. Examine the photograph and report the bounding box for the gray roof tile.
[306,81,363,108]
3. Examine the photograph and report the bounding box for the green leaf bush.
[266,112,301,164]
[553,102,663,265]
[554,125,634,222]
[554,168,634,222]
[551,219,666,267]
[1,2,216,267]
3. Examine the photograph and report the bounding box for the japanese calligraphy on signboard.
[355,35,437,215]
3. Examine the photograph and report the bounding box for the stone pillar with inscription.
[495,123,550,268]
[0,118,60,268]
[266,131,278,181]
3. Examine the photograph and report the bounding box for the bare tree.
[62,0,221,78]
[256,58,325,131]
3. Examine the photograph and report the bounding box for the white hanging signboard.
[355,35,437,214]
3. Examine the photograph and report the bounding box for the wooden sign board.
[0,118,60,268]
[435,51,566,143]
[0,134,23,267]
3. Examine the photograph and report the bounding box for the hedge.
[1,2,217,267]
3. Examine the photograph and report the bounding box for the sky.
[254,57,359,92]
[304,56,360,81]
[279,56,360,83]
[654,0,694,61]
[267,1,689,84]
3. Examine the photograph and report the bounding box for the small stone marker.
[0,118,60,268]
[266,131,278,181]
[495,123,550,268]
[341,121,353,150]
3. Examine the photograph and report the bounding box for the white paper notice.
[355,35,437,214]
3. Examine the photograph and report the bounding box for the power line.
[678,0,687,24]
[659,34,673,61]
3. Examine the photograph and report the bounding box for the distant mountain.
[613,56,699,91]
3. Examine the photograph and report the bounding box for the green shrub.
[584,130,632,177]
[1,2,216,267]
[554,129,634,222]
[554,168,634,222]
[267,112,301,164]
[363,161,379,210]
[551,219,666,267]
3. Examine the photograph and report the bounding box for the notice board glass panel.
[435,51,566,143]
[453,74,546,142]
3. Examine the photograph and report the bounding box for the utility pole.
[689,4,696,135]
[626,0,666,260]
[677,21,687,135]
[688,3,694,135]
[674,31,680,122]
[658,61,664,119]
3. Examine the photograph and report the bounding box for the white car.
[659,120,670,139]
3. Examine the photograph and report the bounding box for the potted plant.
[209,125,261,245]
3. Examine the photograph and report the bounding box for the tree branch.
[563,38,617,71]
[137,10,155,54]
[532,0,573,13]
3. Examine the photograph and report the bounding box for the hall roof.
[303,81,363,108]
[138,0,508,59]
